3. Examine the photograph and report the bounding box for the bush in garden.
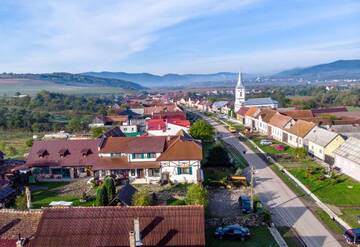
[96,185,108,206]
[15,193,27,210]
[185,184,208,207]
[132,189,152,206]
[103,177,116,203]
[205,144,232,167]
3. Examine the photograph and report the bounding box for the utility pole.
[250,166,255,211]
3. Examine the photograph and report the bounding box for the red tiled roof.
[284,120,316,137]
[168,119,190,128]
[146,119,166,131]
[158,136,202,161]
[269,113,293,128]
[100,136,167,154]
[244,107,258,117]
[152,111,186,120]
[236,107,249,116]
[311,107,348,116]
[30,206,205,247]
[282,110,314,119]
[0,210,42,240]
[26,140,100,168]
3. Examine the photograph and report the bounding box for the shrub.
[15,193,27,210]
[132,189,152,206]
[25,139,34,147]
[189,120,214,141]
[293,148,307,159]
[205,144,232,167]
[185,184,208,207]
[103,177,116,203]
[96,185,108,206]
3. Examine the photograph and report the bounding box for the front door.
[137,169,144,178]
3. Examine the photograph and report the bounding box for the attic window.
[81,148,92,156]
[59,148,70,157]
[37,149,48,157]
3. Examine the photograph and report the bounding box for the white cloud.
[0,0,260,73]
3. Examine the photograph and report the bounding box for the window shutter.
[177,167,181,175]
[141,153,144,159]
[132,154,135,159]
[189,167,192,175]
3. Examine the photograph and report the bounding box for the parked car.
[214,224,251,240]
[228,126,236,133]
[260,139,272,145]
[239,194,252,213]
[344,228,360,245]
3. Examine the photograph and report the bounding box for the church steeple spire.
[234,71,246,113]
[236,72,244,88]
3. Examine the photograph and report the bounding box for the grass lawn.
[314,208,344,235]
[0,130,34,159]
[31,182,95,208]
[206,226,279,247]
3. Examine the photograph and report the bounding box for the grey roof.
[333,137,360,164]
[116,183,137,206]
[244,97,278,106]
[329,124,360,138]
[304,126,339,147]
[212,101,228,108]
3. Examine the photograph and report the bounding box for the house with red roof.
[146,118,191,137]
[21,132,202,184]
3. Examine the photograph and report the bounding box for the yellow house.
[304,126,345,164]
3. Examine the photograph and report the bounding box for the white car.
[260,139,272,145]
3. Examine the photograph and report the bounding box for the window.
[148,168,160,177]
[130,169,136,176]
[132,153,143,159]
[177,167,192,175]
[147,153,156,158]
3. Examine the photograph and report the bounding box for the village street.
[200,113,343,247]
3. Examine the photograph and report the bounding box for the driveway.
[208,187,243,217]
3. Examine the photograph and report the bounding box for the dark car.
[344,228,360,245]
[239,194,252,213]
[214,224,251,240]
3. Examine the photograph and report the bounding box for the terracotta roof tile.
[0,210,42,240]
[268,113,293,128]
[26,140,100,168]
[236,107,250,116]
[30,206,205,247]
[285,120,316,137]
[282,110,314,119]
[244,107,258,117]
[158,136,202,161]
[100,136,167,154]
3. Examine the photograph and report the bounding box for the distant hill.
[83,71,257,87]
[0,72,144,90]
[274,60,360,79]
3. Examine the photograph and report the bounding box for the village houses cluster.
[180,73,360,182]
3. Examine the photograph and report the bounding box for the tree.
[6,146,17,156]
[132,189,152,206]
[15,193,27,210]
[189,120,214,141]
[103,177,116,204]
[90,127,107,138]
[205,144,232,167]
[25,139,34,147]
[185,184,208,207]
[96,185,109,206]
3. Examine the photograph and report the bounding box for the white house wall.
[334,155,360,182]
[160,160,200,184]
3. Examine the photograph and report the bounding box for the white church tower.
[234,72,246,112]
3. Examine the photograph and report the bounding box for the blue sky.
[0,0,359,74]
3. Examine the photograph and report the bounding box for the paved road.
[202,115,342,247]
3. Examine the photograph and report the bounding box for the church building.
[234,72,278,113]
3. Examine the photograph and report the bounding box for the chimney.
[134,218,142,246]
[25,186,31,209]
[16,234,25,247]
[129,231,136,247]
